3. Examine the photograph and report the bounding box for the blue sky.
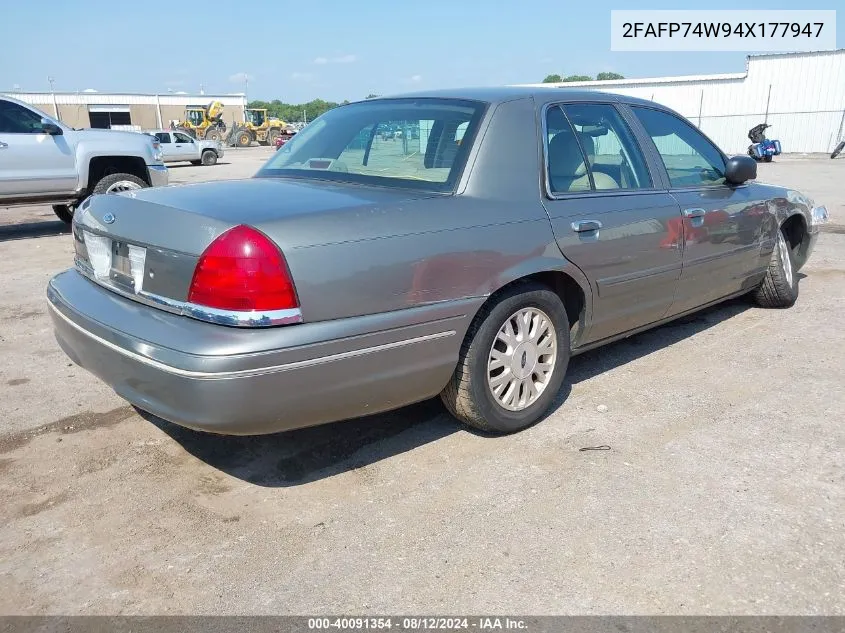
[1,0,840,102]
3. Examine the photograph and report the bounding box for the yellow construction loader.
[229,108,287,147]
[172,101,228,141]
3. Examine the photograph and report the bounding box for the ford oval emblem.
[102,213,115,224]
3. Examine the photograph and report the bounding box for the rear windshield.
[256,98,487,192]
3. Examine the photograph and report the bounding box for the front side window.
[546,103,651,194]
[154,132,171,143]
[258,98,486,192]
[0,100,48,134]
[630,106,727,187]
[174,132,193,143]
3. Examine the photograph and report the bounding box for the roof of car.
[364,86,661,108]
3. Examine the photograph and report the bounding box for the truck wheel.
[52,204,74,224]
[205,129,221,142]
[92,173,148,195]
[236,131,252,148]
[440,282,570,434]
[267,129,280,146]
[201,150,218,166]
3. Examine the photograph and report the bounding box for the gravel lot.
[1,149,843,615]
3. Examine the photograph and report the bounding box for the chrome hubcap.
[778,231,793,286]
[487,307,557,412]
[106,180,142,194]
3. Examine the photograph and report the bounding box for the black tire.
[52,204,74,224]
[440,282,570,434]
[92,173,148,195]
[832,141,845,160]
[201,150,217,166]
[204,128,221,142]
[267,129,280,146]
[236,131,252,148]
[762,154,773,163]
[752,228,798,308]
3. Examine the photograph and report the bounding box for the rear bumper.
[47,270,468,435]
[147,164,169,188]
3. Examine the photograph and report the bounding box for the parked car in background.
[48,87,827,437]
[274,131,295,150]
[0,95,167,223]
[145,129,223,166]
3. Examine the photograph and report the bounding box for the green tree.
[542,74,562,83]
[596,72,625,81]
[562,74,593,82]
[366,93,380,99]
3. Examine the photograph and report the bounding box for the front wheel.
[236,130,252,148]
[752,228,798,308]
[52,204,74,224]
[201,150,218,166]
[441,282,570,434]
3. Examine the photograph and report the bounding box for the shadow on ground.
[147,296,754,487]
[0,220,70,242]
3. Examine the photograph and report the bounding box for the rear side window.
[546,103,651,194]
[630,106,727,187]
[259,98,486,192]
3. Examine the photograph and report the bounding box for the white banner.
[611,10,837,52]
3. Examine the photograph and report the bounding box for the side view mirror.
[725,155,756,184]
[40,119,63,135]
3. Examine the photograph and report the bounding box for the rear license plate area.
[109,241,146,292]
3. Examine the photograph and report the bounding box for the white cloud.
[228,72,254,84]
[402,74,423,84]
[313,54,358,65]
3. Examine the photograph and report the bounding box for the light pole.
[48,76,59,119]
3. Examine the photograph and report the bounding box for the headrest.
[549,129,587,177]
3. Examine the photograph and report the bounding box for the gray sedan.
[48,87,829,435]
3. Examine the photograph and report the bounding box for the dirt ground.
[1,149,843,615]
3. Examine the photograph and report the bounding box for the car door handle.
[571,220,603,233]
[682,207,706,219]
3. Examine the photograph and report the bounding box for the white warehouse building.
[521,49,845,155]
[1,91,248,132]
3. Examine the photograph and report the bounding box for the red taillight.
[188,225,298,312]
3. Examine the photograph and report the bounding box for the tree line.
[542,72,625,83]
[246,98,349,123]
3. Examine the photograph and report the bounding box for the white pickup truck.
[0,95,168,223]
[145,129,224,166]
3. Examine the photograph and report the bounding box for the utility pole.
[303,109,307,123]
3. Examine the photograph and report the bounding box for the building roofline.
[2,91,246,98]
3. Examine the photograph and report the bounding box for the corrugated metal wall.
[526,50,845,154]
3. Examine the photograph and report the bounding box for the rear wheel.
[752,228,798,308]
[201,150,217,166]
[441,282,570,434]
[52,204,74,224]
[205,128,221,142]
[832,141,845,159]
[267,129,280,146]
[92,173,148,195]
[762,154,773,163]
